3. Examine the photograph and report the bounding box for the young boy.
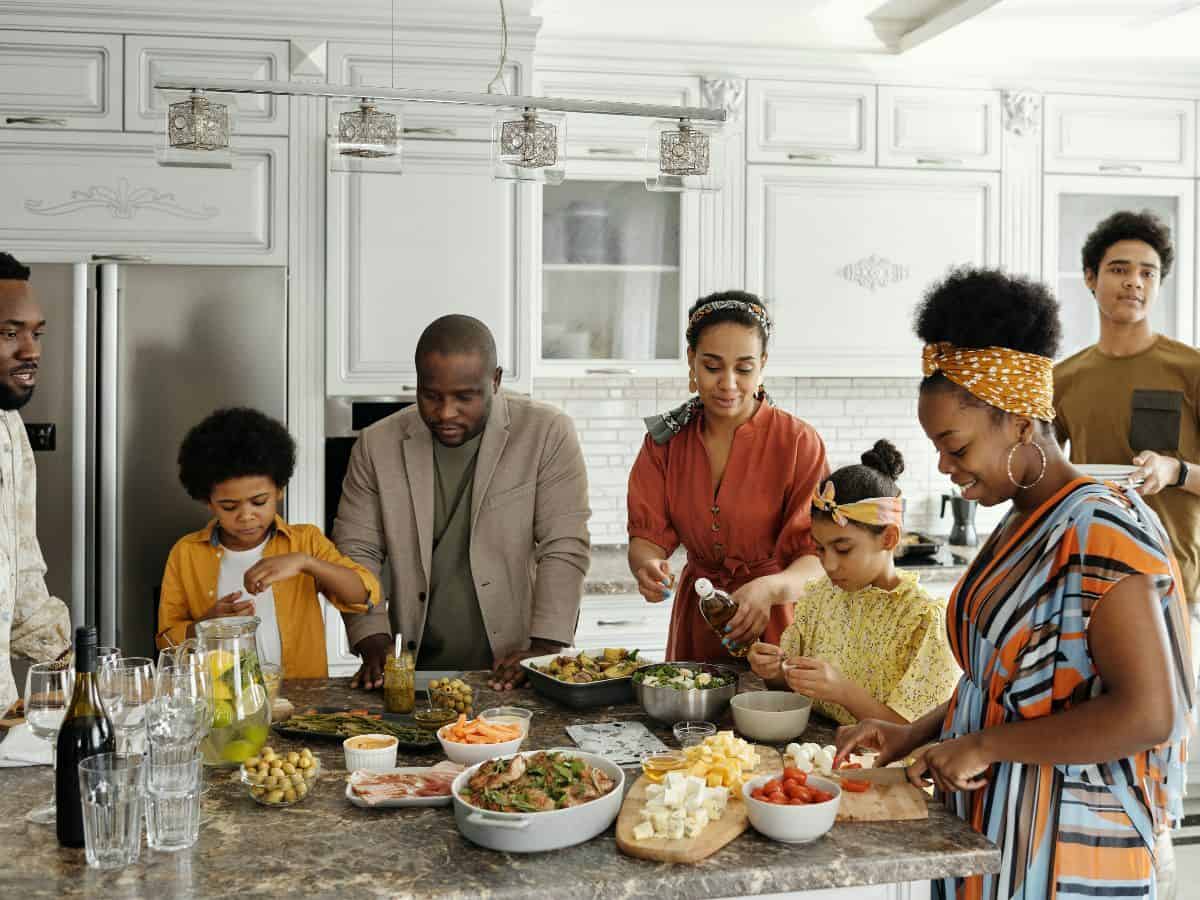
[156,407,380,678]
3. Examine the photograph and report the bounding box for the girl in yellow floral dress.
[749,440,960,725]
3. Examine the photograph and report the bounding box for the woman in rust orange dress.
[626,291,829,662]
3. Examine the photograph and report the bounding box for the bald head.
[415,314,497,374]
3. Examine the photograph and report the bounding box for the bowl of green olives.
[427,677,473,715]
[240,745,320,806]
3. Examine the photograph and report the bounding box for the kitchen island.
[0,674,998,899]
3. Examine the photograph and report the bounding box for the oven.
[324,397,414,535]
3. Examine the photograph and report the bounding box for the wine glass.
[96,645,121,671]
[24,661,74,824]
[99,657,155,754]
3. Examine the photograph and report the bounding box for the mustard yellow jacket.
[156,516,380,678]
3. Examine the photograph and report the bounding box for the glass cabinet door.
[1045,175,1195,360]
[541,180,683,363]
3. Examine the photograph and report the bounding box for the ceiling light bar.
[153,76,727,124]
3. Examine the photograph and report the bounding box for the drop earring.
[688,371,698,394]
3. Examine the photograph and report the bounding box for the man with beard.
[334,314,590,691]
[0,253,71,715]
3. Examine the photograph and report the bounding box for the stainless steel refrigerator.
[24,260,287,658]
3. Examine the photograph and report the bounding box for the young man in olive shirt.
[1053,211,1200,672]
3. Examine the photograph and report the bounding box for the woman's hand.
[634,559,674,603]
[725,577,778,644]
[198,590,254,623]
[834,718,922,769]
[782,657,846,704]
[748,642,784,681]
[908,733,991,794]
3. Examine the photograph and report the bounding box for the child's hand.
[783,656,846,704]
[244,553,311,595]
[748,642,784,680]
[200,590,254,622]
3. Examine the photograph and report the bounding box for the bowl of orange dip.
[344,733,399,771]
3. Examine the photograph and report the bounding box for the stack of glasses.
[142,664,212,850]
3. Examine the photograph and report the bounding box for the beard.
[0,380,34,411]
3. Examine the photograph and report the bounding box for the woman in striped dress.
[836,269,1193,900]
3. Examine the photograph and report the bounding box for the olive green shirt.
[418,433,493,670]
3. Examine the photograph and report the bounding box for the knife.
[823,766,911,786]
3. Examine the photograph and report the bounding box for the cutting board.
[616,746,781,864]
[836,779,929,822]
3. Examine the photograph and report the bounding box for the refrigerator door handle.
[70,264,90,627]
[97,263,120,647]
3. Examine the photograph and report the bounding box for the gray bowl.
[632,662,739,724]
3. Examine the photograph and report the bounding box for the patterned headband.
[687,299,773,339]
[921,342,1055,422]
[812,482,905,529]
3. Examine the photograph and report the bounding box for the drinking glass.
[148,666,211,763]
[145,749,203,851]
[78,752,145,869]
[24,661,74,824]
[100,658,156,754]
[97,645,121,671]
[157,638,199,671]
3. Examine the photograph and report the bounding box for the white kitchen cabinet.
[328,43,521,142]
[123,35,289,136]
[0,29,122,131]
[748,80,875,166]
[0,130,286,263]
[535,70,700,161]
[746,166,999,376]
[574,594,671,659]
[1044,94,1196,177]
[878,86,1002,171]
[1043,174,1195,360]
[326,140,531,395]
[535,157,700,376]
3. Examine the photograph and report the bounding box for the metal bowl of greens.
[631,662,739,724]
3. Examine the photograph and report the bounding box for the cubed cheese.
[684,808,709,837]
[645,783,664,800]
[633,821,655,841]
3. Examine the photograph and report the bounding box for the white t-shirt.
[217,536,283,667]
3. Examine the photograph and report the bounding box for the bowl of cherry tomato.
[742,767,841,844]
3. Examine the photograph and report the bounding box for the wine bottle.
[56,626,116,848]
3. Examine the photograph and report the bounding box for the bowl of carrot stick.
[437,713,527,765]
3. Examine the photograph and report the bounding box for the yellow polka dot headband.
[922,342,1055,422]
[812,482,905,529]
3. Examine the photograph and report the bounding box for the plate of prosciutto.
[345,761,465,808]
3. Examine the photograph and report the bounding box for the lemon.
[206,649,236,677]
[211,679,233,701]
[212,700,235,730]
[241,723,268,747]
[220,739,257,764]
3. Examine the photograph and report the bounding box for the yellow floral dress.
[777,570,961,725]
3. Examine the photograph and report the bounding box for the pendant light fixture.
[328,0,403,174]
[156,90,235,168]
[645,118,725,193]
[492,107,566,184]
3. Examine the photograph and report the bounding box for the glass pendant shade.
[328,100,403,175]
[492,108,566,185]
[156,91,235,168]
[645,118,725,193]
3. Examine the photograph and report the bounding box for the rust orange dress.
[627,401,829,662]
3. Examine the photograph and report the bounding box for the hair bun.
[861,439,904,480]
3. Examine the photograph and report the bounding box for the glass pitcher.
[194,616,271,767]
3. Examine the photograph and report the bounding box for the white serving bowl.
[742,773,841,844]
[730,690,812,743]
[343,733,399,773]
[437,723,525,766]
[478,706,533,737]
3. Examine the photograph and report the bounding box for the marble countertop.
[0,676,998,899]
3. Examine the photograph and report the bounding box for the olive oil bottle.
[695,578,751,657]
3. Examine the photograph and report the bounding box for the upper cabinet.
[326,140,531,396]
[746,166,999,376]
[1044,94,1196,177]
[878,86,1002,170]
[0,30,122,131]
[123,35,289,136]
[748,80,875,166]
[535,71,700,161]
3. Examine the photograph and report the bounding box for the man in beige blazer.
[334,315,590,690]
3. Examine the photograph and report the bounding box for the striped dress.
[936,479,1194,900]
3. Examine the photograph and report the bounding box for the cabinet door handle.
[916,157,964,166]
[402,127,457,137]
[90,254,151,263]
[5,115,67,126]
[401,384,417,392]
[786,152,833,162]
[596,618,648,627]
[584,367,637,375]
[586,147,636,156]
[1098,163,1143,173]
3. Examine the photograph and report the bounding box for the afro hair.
[177,407,296,501]
[1081,209,1174,280]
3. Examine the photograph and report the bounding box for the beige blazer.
[334,391,591,661]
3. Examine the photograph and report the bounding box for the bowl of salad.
[631,662,739,724]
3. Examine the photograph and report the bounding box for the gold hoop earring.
[1006,440,1047,490]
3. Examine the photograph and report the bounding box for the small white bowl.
[343,734,399,772]
[479,706,533,737]
[742,773,841,844]
[437,723,525,766]
[730,690,812,743]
